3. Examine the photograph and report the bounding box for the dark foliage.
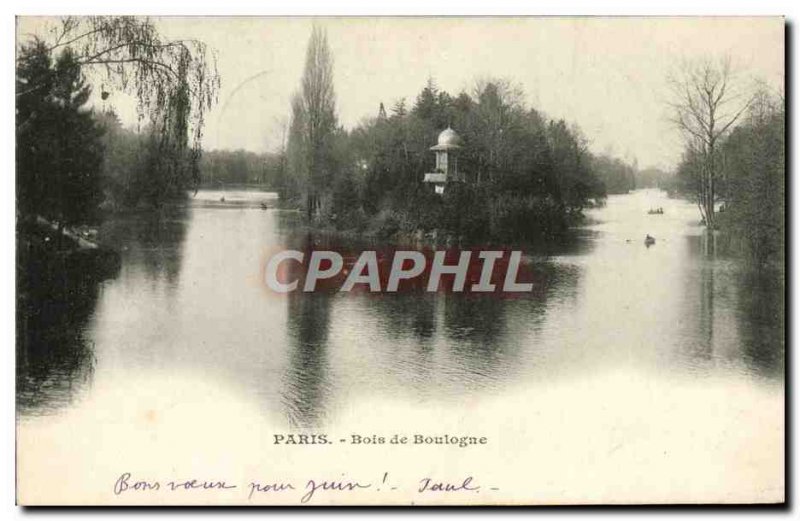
[17,41,104,226]
[293,76,630,243]
[717,95,785,264]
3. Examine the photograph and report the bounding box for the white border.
[2,1,795,520]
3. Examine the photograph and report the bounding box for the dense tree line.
[197,150,283,187]
[342,80,610,242]
[636,167,672,190]
[591,155,637,194]
[718,94,784,264]
[65,112,284,211]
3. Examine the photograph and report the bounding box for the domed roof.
[438,127,461,146]
[430,127,462,150]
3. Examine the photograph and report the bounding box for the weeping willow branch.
[17,16,221,191]
[17,16,220,156]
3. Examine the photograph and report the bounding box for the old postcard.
[15,16,785,505]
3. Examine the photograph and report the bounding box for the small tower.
[423,127,463,194]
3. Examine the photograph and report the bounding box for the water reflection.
[674,233,784,380]
[696,262,716,364]
[16,248,119,414]
[690,229,785,378]
[98,206,189,287]
[369,294,438,342]
[17,208,192,414]
[736,269,785,379]
[283,291,333,428]
[16,190,785,426]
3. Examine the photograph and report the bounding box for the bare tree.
[669,57,754,228]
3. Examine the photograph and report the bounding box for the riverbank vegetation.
[198,149,285,188]
[716,93,784,265]
[670,58,784,265]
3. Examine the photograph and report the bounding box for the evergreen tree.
[17,42,104,229]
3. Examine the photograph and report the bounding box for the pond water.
[16,188,784,504]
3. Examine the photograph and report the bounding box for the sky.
[18,16,784,170]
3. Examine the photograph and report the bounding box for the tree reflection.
[367,293,438,342]
[366,259,580,388]
[680,234,784,378]
[736,268,784,379]
[676,236,724,368]
[98,206,189,287]
[442,294,508,374]
[697,263,716,362]
[16,245,120,414]
[282,292,333,428]
[280,233,333,428]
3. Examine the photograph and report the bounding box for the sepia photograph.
[13,14,785,506]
